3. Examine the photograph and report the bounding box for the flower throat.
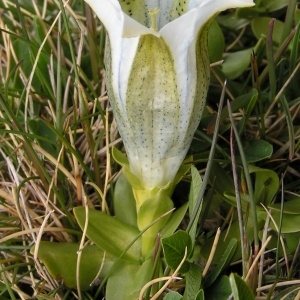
[148,7,160,31]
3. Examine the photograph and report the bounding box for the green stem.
[266,19,276,103]
[281,0,298,43]
[275,175,285,279]
[55,18,63,135]
[230,127,247,278]
[227,101,259,249]
[0,263,17,300]
[85,3,101,90]
[186,80,226,233]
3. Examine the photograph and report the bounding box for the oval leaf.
[163,291,183,300]
[243,140,273,163]
[31,242,114,290]
[203,238,238,287]
[162,230,193,273]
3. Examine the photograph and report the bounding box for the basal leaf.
[203,238,237,287]
[31,242,114,290]
[251,17,284,45]
[209,162,234,196]
[162,230,193,273]
[73,207,141,262]
[195,289,205,300]
[208,20,225,63]
[106,258,153,300]
[249,165,279,206]
[243,140,273,163]
[204,276,231,300]
[262,231,300,256]
[221,49,252,79]
[259,0,289,12]
[229,273,255,300]
[269,210,300,233]
[269,197,300,214]
[184,263,202,300]
[212,89,258,131]
[28,119,58,157]
[164,291,183,300]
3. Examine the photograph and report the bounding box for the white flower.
[85,0,254,189]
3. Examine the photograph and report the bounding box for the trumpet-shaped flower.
[85,0,254,190]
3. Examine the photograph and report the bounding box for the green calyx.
[112,147,191,256]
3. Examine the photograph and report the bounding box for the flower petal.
[159,0,255,140]
[85,0,158,38]
[124,34,181,188]
[85,0,254,190]
[85,0,158,149]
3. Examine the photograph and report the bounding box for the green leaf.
[31,242,114,290]
[229,273,255,300]
[258,0,289,12]
[251,17,284,45]
[201,217,262,263]
[204,276,232,300]
[106,258,153,300]
[137,190,174,256]
[235,0,289,19]
[221,49,252,79]
[243,140,273,163]
[137,190,173,232]
[28,119,58,157]
[195,289,205,300]
[161,202,189,238]
[113,173,137,227]
[209,162,234,196]
[269,197,300,214]
[280,96,295,158]
[73,207,141,262]
[271,285,300,300]
[223,192,250,211]
[183,263,202,300]
[262,231,300,256]
[248,165,279,206]
[223,166,279,209]
[245,89,259,117]
[207,89,258,134]
[172,157,193,192]
[164,291,183,300]
[162,230,193,273]
[208,20,225,63]
[203,238,237,287]
[112,146,129,166]
[112,147,143,190]
[188,166,203,246]
[269,211,300,233]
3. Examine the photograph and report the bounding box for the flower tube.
[85,0,254,193]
